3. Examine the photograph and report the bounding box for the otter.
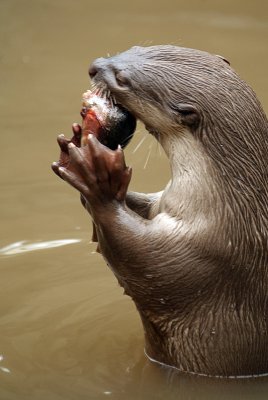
[52,45,268,378]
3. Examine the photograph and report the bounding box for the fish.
[54,89,136,172]
[81,89,136,149]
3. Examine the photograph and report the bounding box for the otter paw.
[51,123,82,178]
[54,134,132,206]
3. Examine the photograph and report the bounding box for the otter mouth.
[90,79,157,139]
[90,80,124,110]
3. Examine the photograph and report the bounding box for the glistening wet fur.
[54,45,268,378]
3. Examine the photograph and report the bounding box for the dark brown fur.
[54,46,268,377]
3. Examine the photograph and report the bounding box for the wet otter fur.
[53,46,268,377]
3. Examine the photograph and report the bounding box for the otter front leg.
[52,134,178,283]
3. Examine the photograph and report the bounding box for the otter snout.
[89,57,130,94]
[88,57,107,79]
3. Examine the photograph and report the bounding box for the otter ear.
[174,103,200,129]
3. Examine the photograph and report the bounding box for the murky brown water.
[1,0,268,398]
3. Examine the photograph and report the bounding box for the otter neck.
[158,129,221,220]
[159,130,205,175]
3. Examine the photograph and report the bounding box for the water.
[1,0,268,398]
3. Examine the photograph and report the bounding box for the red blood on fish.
[80,106,106,146]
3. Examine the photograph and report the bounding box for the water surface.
[1,0,268,398]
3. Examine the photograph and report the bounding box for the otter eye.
[115,71,129,87]
[172,103,200,129]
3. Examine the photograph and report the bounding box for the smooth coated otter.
[52,46,268,378]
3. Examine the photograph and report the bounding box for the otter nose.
[88,64,97,79]
[88,57,108,79]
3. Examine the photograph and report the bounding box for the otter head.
[89,45,268,198]
[88,46,207,138]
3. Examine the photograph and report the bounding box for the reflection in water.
[0,367,11,374]
[111,361,268,400]
[1,0,268,398]
[0,354,11,374]
[0,240,81,256]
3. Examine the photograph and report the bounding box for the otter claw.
[51,161,62,178]
[72,123,82,139]
[57,134,70,153]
